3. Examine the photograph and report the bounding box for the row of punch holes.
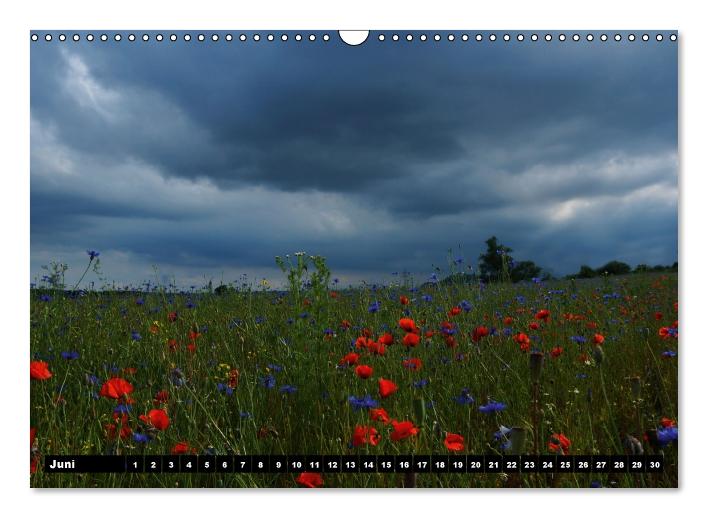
[30,32,677,44]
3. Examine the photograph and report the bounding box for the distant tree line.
[437,236,677,285]
[569,260,678,279]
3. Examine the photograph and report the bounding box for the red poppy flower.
[105,422,132,440]
[339,352,359,366]
[535,309,551,322]
[168,311,178,322]
[390,420,419,441]
[99,377,134,399]
[378,378,398,398]
[188,330,201,341]
[296,472,324,488]
[448,306,462,317]
[660,417,677,428]
[654,312,663,321]
[171,441,191,454]
[153,390,169,404]
[444,432,465,452]
[139,409,170,431]
[362,328,373,338]
[399,318,417,333]
[402,358,423,371]
[369,407,390,423]
[444,335,457,348]
[352,425,381,447]
[340,320,352,329]
[471,326,489,342]
[187,343,197,353]
[550,347,563,358]
[355,365,374,379]
[514,332,530,352]
[592,333,605,345]
[30,427,36,448]
[424,330,435,338]
[367,342,387,355]
[228,368,240,388]
[377,333,394,346]
[659,326,671,339]
[167,338,179,352]
[529,321,540,330]
[30,361,52,380]
[400,295,410,305]
[548,433,571,455]
[329,291,338,299]
[503,316,514,326]
[402,333,420,347]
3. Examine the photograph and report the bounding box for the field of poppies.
[29,257,678,488]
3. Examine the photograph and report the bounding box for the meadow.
[29,258,678,488]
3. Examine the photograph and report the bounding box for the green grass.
[30,272,678,487]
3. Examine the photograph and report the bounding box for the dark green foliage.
[596,261,632,276]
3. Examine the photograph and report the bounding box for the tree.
[576,265,597,279]
[596,261,631,276]
[510,260,542,283]
[478,236,513,282]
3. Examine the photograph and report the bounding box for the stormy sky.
[30,31,678,288]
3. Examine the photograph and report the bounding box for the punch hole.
[339,30,369,46]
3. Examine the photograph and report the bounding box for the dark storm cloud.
[30,32,678,282]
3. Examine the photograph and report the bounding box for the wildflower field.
[29,257,678,488]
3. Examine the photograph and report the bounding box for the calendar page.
[30,29,678,489]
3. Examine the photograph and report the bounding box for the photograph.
[29,29,678,488]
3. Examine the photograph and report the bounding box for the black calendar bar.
[43,455,665,474]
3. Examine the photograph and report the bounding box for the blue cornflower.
[131,331,142,341]
[85,374,99,385]
[493,425,513,451]
[368,301,381,313]
[348,394,379,411]
[132,432,152,443]
[280,385,297,394]
[113,404,132,414]
[40,294,52,302]
[662,350,677,358]
[413,379,429,389]
[422,294,433,302]
[186,300,196,309]
[590,480,603,488]
[255,316,266,324]
[657,426,678,446]
[239,411,252,419]
[267,364,283,373]
[259,374,276,389]
[61,351,80,360]
[170,368,185,387]
[216,383,234,396]
[135,298,144,305]
[479,400,507,414]
[571,335,587,344]
[452,388,475,405]
[87,250,100,260]
[460,300,472,312]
